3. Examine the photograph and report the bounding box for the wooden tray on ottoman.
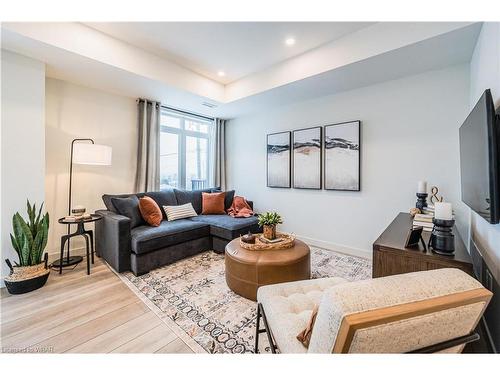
[239,233,295,251]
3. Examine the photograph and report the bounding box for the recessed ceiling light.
[285,37,296,46]
[217,71,225,77]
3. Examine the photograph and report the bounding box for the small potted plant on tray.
[258,212,283,240]
[4,200,50,295]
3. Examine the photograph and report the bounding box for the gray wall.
[469,22,500,275]
[1,51,46,286]
[226,64,470,257]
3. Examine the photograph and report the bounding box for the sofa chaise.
[95,188,259,276]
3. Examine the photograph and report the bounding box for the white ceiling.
[84,22,374,84]
[1,22,481,118]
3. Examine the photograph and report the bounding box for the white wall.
[226,65,470,257]
[469,22,500,274]
[45,78,137,256]
[1,50,45,286]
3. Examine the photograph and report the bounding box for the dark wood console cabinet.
[373,212,473,278]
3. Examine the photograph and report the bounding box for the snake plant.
[9,200,49,266]
[257,212,283,227]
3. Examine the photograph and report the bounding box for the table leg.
[85,230,95,264]
[59,236,68,274]
[83,234,90,275]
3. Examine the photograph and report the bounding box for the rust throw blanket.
[227,196,254,218]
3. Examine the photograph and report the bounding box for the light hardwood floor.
[0,258,194,353]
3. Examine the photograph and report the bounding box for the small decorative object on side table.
[55,214,102,275]
[415,180,428,211]
[428,202,455,255]
[257,211,283,240]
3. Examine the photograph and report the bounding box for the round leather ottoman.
[225,237,311,301]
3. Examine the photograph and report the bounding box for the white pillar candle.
[435,202,453,220]
[417,181,427,194]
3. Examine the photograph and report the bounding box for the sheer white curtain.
[134,99,161,192]
[210,118,226,190]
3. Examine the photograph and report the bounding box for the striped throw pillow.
[163,203,198,221]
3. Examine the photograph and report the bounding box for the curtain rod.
[136,99,214,122]
[161,105,215,122]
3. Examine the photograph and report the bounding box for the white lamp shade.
[73,143,112,165]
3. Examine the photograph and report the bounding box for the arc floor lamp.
[52,138,112,269]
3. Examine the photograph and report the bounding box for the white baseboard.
[297,235,372,260]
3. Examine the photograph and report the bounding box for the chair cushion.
[257,277,348,354]
[138,196,162,227]
[111,196,145,229]
[189,214,259,240]
[201,192,226,214]
[130,219,210,255]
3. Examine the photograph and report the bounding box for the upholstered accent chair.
[255,268,492,353]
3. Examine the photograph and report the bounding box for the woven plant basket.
[4,254,50,295]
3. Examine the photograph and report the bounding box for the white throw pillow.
[163,203,198,221]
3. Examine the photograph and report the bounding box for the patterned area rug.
[118,247,371,353]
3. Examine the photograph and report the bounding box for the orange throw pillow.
[201,192,226,215]
[138,196,162,226]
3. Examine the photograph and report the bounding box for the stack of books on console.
[413,213,434,232]
[422,204,435,216]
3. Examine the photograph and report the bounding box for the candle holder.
[428,218,455,255]
[416,193,428,212]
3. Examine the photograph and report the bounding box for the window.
[160,108,213,191]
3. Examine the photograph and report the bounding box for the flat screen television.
[459,89,500,224]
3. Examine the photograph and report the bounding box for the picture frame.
[292,126,322,189]
[266,131,291,188]
[324,121,361,191]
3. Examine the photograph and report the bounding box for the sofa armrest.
[95,209,132,273]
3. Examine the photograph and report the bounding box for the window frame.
[160,108,213,190]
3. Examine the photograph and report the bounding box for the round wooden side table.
[225,237,311,301]
[55,214,102,275]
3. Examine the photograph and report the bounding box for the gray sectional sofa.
[95,188,259,276]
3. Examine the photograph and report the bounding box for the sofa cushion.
[201,192,226,214]
[174,188,213,214]
[130,219,210,255]
[164,203,198,221]
[111,196,145,228]
[189,214,259,240]
[103,193,135,213]
[102,190,177,220]
[144,190,177,219]
[212,189,235,211]
[139,196,162,226]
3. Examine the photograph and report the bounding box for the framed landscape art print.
[324,121,360,191]
[293,126,322,189]
[267,131,291,188]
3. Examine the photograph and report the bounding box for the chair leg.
[254,304,261,353]
[258,303,277,354]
